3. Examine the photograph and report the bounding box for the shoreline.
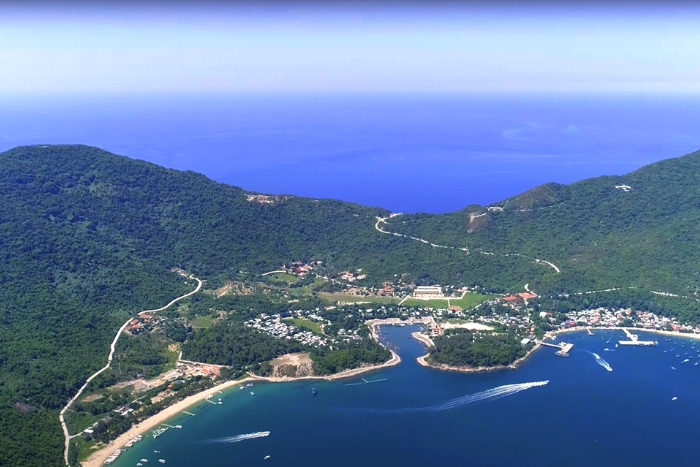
[415,341,543,374]
[411,325,700,374]
[84,323,696,465]
[81,349,400,467]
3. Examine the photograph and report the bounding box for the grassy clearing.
[289,318,324,335]
[65,409,105,435]
[190,315,215,328]
[264,272,299,284]
[448,293,493,309]
[75,438,99,462]
[401,298,451,309]
[319,293,400,305]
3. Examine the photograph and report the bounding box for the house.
[517,292,537,300]
[503,295,523,303]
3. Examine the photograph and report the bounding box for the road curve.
[375,215,561,274]
[59,272,202,466]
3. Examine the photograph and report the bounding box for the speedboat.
[265,455,271,460]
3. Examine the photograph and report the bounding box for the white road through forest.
[59,272,202,466]
[374,215,561,274]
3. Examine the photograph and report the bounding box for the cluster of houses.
[559,307,696,332]
[338,270,367,282]
[126,314,156,335]
[244,313,328,347]
[283,260,322,277]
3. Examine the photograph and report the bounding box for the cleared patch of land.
[264,272,299,284]
[190,315,215,328]
[448,293,493,309]
[319,292,400,305]
[269,352,314,378]
[289,317,324,335]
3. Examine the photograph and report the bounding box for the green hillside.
[382,149,700,295]
[1,144,700,466]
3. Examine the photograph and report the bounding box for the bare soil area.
[269,352,315,378]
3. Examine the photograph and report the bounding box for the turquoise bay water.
[115,326,698,467]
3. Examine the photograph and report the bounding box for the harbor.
[618,328,658,346]
[537,340,574,357]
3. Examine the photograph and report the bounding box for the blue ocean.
[1,94,699,213]
[112,325,698,467]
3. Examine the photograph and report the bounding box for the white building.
[413,286,443,299]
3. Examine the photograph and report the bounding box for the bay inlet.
[112,325,698,467]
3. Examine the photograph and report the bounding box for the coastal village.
[71,264,700,467]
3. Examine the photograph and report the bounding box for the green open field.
[264,272,299,284]
[448,293,493,309]
[401,298,451,309]
[190,315,215,328]
[289,317,324,335]
[319,293,400,305]
[402,293,491,310]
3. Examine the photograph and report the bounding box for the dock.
[183,411,195,416]
[586,327,593,335]
[538,340,574,357]
[618,328,658,346]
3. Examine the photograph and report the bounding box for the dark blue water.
[2,94,699,213]
[114,326,699,467]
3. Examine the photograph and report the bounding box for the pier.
[183,411,195,416]
[618,328,658,346]
[538,340,574,357]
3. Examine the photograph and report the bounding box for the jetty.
[537,340,574,357]
[183,411,195,416]
[618,328,658,346]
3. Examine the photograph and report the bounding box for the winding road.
[374,215,561,274]
[59,272,202,466]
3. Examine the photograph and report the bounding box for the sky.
[1,1,700,96]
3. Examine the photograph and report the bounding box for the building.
[413,286,443,299]
[503,295,523,303]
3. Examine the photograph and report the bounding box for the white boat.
[672,397,678,401]
[240,386,244,390]
[250,391,255,396]
[137,464,142,466]
[175,425,182,429]
[140,459,149,463]
[264,455,271,460]
[159,460,166,464]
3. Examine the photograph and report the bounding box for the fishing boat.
[250,391,255,396]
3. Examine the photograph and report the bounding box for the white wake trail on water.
[204,431,270,444]
[584,350,613,371]
[359,381,549,415]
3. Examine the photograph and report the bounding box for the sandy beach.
[81,350,399,467]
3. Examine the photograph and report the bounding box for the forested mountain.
[1,144,699,466]
[385,149,700,296]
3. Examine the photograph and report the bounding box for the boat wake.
[204,431,270,444]
[585,350,613,371]
[356,381,549,415]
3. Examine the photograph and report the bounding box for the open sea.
[112,325,699,467]
[2,94,700,213]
